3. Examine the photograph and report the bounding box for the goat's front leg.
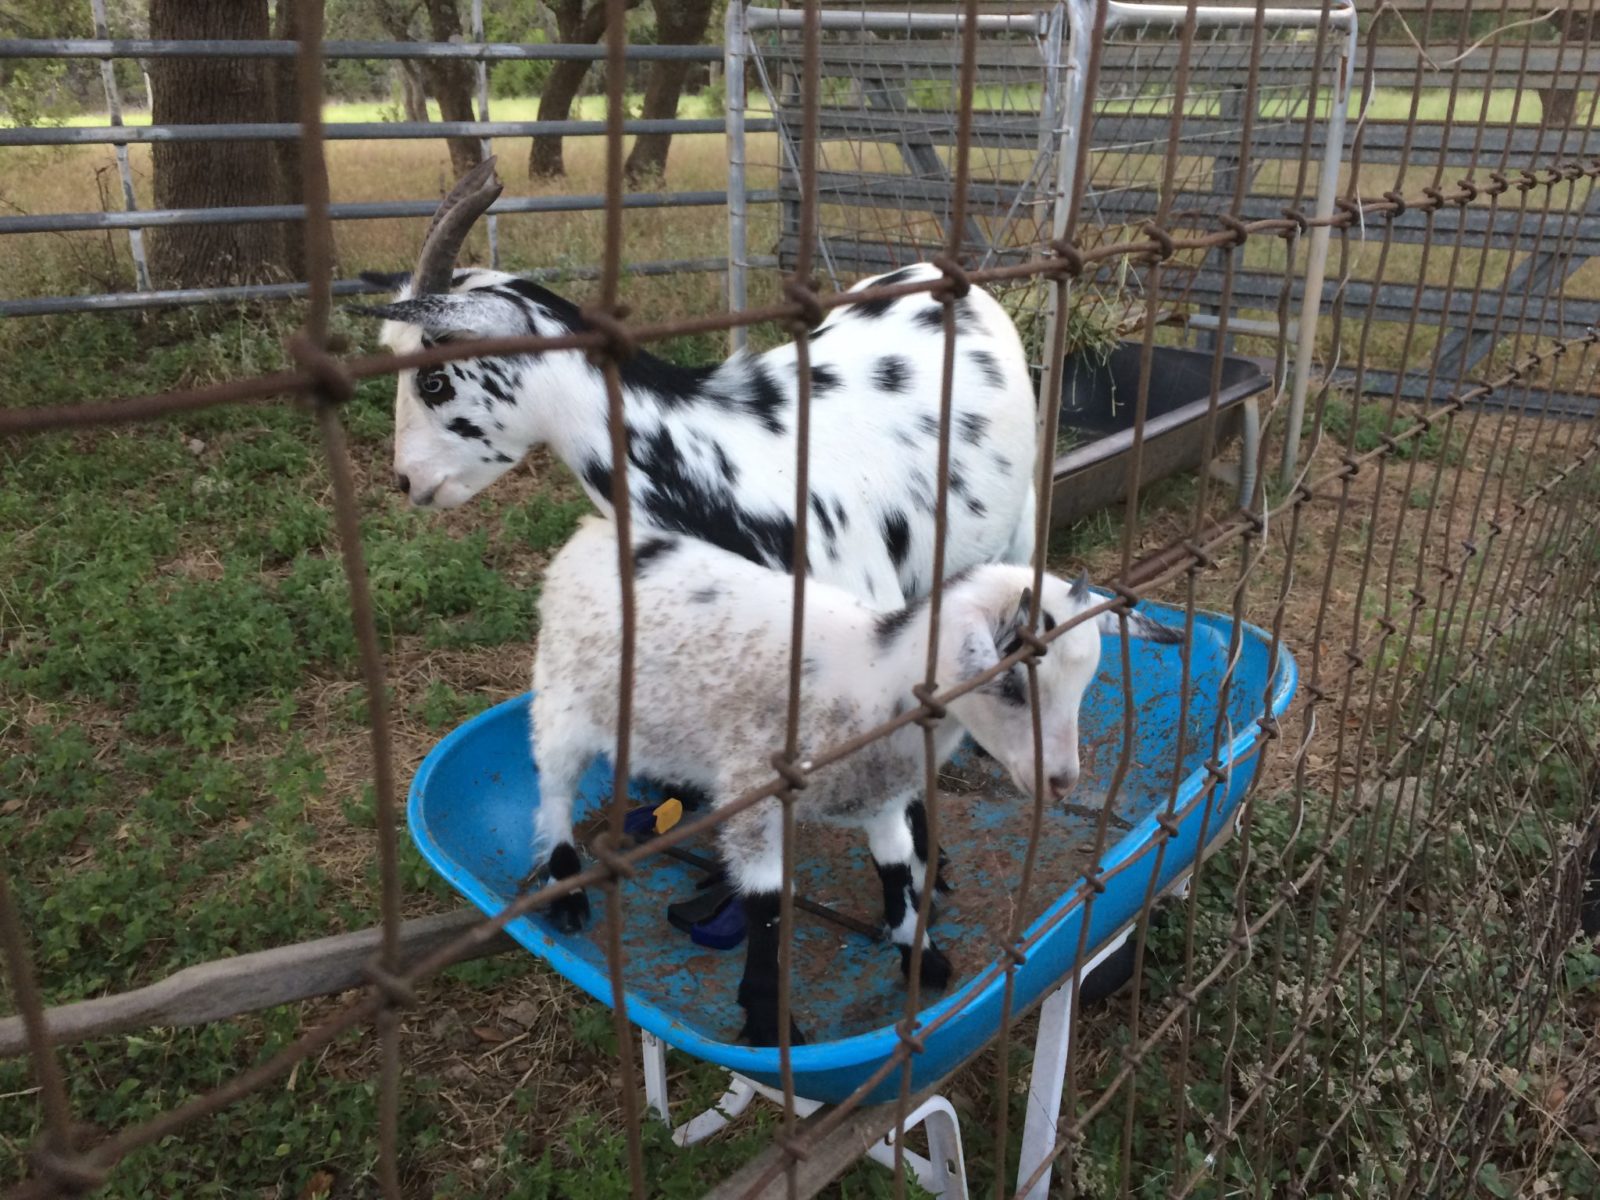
[905,798,953,895]
[724,807,807,1047]
[868,805,953,992]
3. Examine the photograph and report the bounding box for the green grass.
[0,304,939,1198]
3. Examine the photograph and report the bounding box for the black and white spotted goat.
[354,158,1041,930]
[535,517,1181,1044]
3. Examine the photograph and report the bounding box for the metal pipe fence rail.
[3,3,1600,1199]
[0,32,776,317]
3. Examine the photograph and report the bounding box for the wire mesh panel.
[3,3,1600,1199]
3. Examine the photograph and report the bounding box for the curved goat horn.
[411,155,503,296]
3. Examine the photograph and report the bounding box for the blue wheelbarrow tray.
[408,595,1297,1106]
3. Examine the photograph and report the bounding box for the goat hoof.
[897,942,955,991]
[545,888,590,933]
[739,1011,807,1048]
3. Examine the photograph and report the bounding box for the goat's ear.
[1094,606,1185,644]
[344,294,476,334]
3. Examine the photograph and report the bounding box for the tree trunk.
[623,0,715,187]
[530,0,640,179]
[267,0,305,279]
[397,61,430,122]
[1538,12,1591,131]
[418,0,482,176]
[148,0,283,287]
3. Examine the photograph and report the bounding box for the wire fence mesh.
[3,1,1600,1198]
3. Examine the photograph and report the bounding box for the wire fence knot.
[363,959,418,1010]
[769,752,810,792]
[910,682,948,726]
[894,1018,928,1055]
[1380,190,1407,218]
[782,275,825,330]
[28,1145,107,1195]
[994,936,1028,967]
[287,331,355,409]
[1279,207,1309,239]
[931,254,972,300]
[589,831,637,881]
[579,304,637,366]
[1048,237,1086,278]
[1141,222,1176,261]
[1214,212,1250,248]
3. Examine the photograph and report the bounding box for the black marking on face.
[882,510,911,569]
[447,416,488,442]
[808,364,841,396]
[632,536,678,573]
[958,412,991,445]
[968,349,1006,389]
[415,368,455,407]
[873,355,911,393]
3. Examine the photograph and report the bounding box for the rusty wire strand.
[7,6,1600,1199]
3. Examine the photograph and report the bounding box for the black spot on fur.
[845,291,897,320]
[995,668,1028,708]
[966,496,988,517]
[968,349,1006,389]
[712,443,739,485]
[744,363,787,434]
[913,299,978,334]
[810,494,837,542]
[874,598,924,648]
[582,458,614,502]
[626,426,796,571]
[877,265,922,287]
[958,412,991,445]
[632,536,677,572]
[873,355,911,393]
[690,585,721,604]
[833,499,849,531]
[447,417,487,442]
[915,414,941,438]
[882,510,911,568]
[808,364,841,396]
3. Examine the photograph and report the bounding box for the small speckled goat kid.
[354,159,1044,933]
[531,517,1181,1046]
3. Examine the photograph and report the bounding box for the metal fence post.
[88,0,151,292]
[724,1,749,353]
[470,0,498,269]
[1281,5,1359,489]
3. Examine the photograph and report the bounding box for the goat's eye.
[1002,634,1025,659]
[417,370,448,398]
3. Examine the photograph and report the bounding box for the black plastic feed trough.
[1049,342,1273,527]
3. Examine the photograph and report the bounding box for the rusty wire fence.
[3,0,1600,1197]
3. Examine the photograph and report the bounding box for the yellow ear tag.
[653,798,684,835]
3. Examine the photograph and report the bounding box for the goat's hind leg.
[868,805,953,991]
